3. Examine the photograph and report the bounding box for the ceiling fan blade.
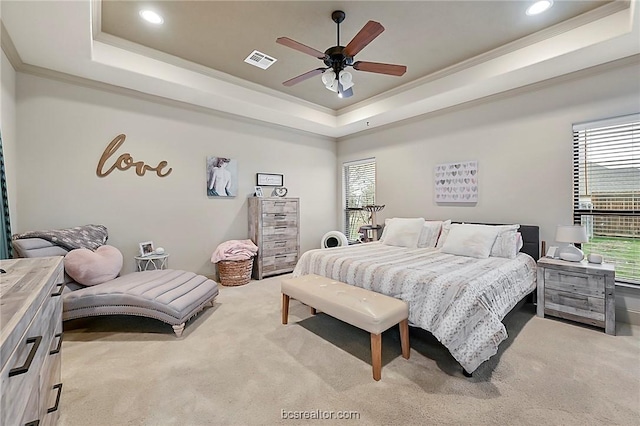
[343,21,385,57]
[283,68,327,87]
[276,37,328,59]
[353,61,407,76]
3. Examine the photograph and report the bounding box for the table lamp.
[555,225,588,262]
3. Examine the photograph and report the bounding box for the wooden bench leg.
[282,294,290,325]
[370,333,382,381]
[399,319,410,359]
[310,307,316,315]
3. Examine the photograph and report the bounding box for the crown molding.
[93,32,335,117]
[17,61,335,142]
[338,54,640,141]
[1,21,23,70]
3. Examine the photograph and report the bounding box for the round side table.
[135,253,169,271]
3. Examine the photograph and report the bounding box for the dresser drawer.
[0,295,58,425]
[40,353,62,426]
[545,288,604,318]
[544,269,604,298]
[263,253,298,274]
[263,226,298,241]
[262,239,298,257]
[262,200,298,214]
[262,213,297,227]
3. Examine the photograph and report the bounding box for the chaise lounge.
[12,229,218,337]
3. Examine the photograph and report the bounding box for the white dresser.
[248,197,300,279]
[1,256,65,425]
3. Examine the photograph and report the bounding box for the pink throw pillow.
[64,245,123,286]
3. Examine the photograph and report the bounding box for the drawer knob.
[9,336,43,377]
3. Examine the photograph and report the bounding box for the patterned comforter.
[293,242,537,373]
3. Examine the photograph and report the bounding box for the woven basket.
[217,258,253,286]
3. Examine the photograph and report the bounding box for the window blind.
[343,159,376,241]
[573,113,639,284]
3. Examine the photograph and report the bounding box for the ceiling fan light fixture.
[338,71,354,90]
[338,84,353,99]
[321,69,335,86]
[322,70,339,92]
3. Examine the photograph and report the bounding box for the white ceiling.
[2,1,639,138]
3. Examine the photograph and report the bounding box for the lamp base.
[559,244,584,262]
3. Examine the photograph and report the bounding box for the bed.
[293,221,539,374]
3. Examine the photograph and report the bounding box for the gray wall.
[14,73,338,276]
[1,50,18,232]
[337,59,640,323]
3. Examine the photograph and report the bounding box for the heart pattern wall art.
[434,161,478,203]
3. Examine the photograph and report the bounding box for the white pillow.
[435,220,453,248]
[380,218,425,248]
[490,225,521,259]
[417,221,444,248]
[440,224,500,259]
[378,218,391,242]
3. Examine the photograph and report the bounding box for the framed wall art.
[207,156,238,197]
[434,161,478,203]
[256,173,283,186]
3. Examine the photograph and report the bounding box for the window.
[573,114,639,284]
[343,158,376,241]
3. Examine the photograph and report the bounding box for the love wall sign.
[96,134,172,178]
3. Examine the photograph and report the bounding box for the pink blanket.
[211,239,258,263]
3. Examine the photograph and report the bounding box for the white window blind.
[573,113,639,284]
[343,159,376,241]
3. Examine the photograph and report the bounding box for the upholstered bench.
[281,274,409,381]
[63,269,218,337]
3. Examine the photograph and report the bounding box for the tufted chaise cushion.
[63,269,219,328]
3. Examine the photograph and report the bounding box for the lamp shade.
[555,225,588,243]
[322,70,338,92]
[338,71,354,90]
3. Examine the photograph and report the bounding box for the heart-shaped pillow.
[64,245,123,286]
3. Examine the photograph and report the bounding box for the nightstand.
[536,257,615,335]
[135,253,169,271]
[359,225,383,242]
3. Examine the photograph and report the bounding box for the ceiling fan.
[276,10,407,97]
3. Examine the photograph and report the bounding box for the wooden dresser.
[248,197,300,279]
[536,257,615,335]
[1,256,65,425]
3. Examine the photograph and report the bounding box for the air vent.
[244,50,277,70]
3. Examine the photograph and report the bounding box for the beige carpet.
[59,274,639,425]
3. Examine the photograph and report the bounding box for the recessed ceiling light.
[526,0,554,16]
[139,10,164,25]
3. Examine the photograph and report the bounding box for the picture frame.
[256,173,284,187]
[206,156,238,197]
[254,186,264,197]
[139,241,155,257]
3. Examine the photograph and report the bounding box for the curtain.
[0,131,12,259]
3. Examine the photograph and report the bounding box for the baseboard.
[616,309,640,326]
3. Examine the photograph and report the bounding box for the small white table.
[135,253,169,272]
